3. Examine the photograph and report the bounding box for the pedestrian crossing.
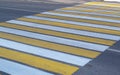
[0,2,120,75]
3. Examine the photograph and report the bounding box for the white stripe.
[0,27,109,52]
[7,20,120,41]
[108,48,120,53]
[56,9,120,18]
[43,12,120,23]
[25,16,120,31]
[0,38,91,66]
[0,58,54,75]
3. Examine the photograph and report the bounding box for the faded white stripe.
[0,27,109,52]
[56,9,120,18]
[85,2,120,8]
[7,20,120,41]
[67,5,120,11]
[43,12,120,23]
[0,38,91,66]
[61,7,119,12]
[25,16,120,31]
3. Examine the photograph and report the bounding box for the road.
[0,0,75,22]
[0,1,120,75]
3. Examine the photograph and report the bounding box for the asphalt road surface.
[0,1,120,75]
[0,0,75,22]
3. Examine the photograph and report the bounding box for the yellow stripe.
[62,7,98,12]
[51,11,120,20]
[85,2,120,8]
[17,18,120,36]
[87,2,120,7]
[62,7,120,15]
[54,10,120,21]
[61,7,120,15]
[73,4,120,11]
[0,23,115,46]
[74,5,120,11]
[95,11,120,15]
[62,6,118,12]
[35,14,120,27]
[0,32,100,58]
[0,47,79,75]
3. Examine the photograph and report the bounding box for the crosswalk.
[0,2,120,75]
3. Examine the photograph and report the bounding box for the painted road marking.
[52,10,120,17]
[35,14,120,27]
[0,22,115,46]
[43,11,120,23]
[75,4,120,11]
[85,2,120,8]
[15,18,120,41]
[0,2,120,75]
[0,38,91,66]
[56,9,120,18]
[0,27,109,52]
[108,48,120,53]
[43,11,120,19]
[6,20,120,41]
[60,7,120,14]
[61,6,120,12]
[0,47,79,75]
[0,32,100,58]
[34,14,120,32]
[14,17,120,33]
[25,16,120,31]
[0,58,54,75]
[58,9,120,17]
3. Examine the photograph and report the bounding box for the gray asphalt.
[110,40,120,51]
[74,50,120,75]
[74,40,120,75]
[0,0,120,75]
[0,0,74,22]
